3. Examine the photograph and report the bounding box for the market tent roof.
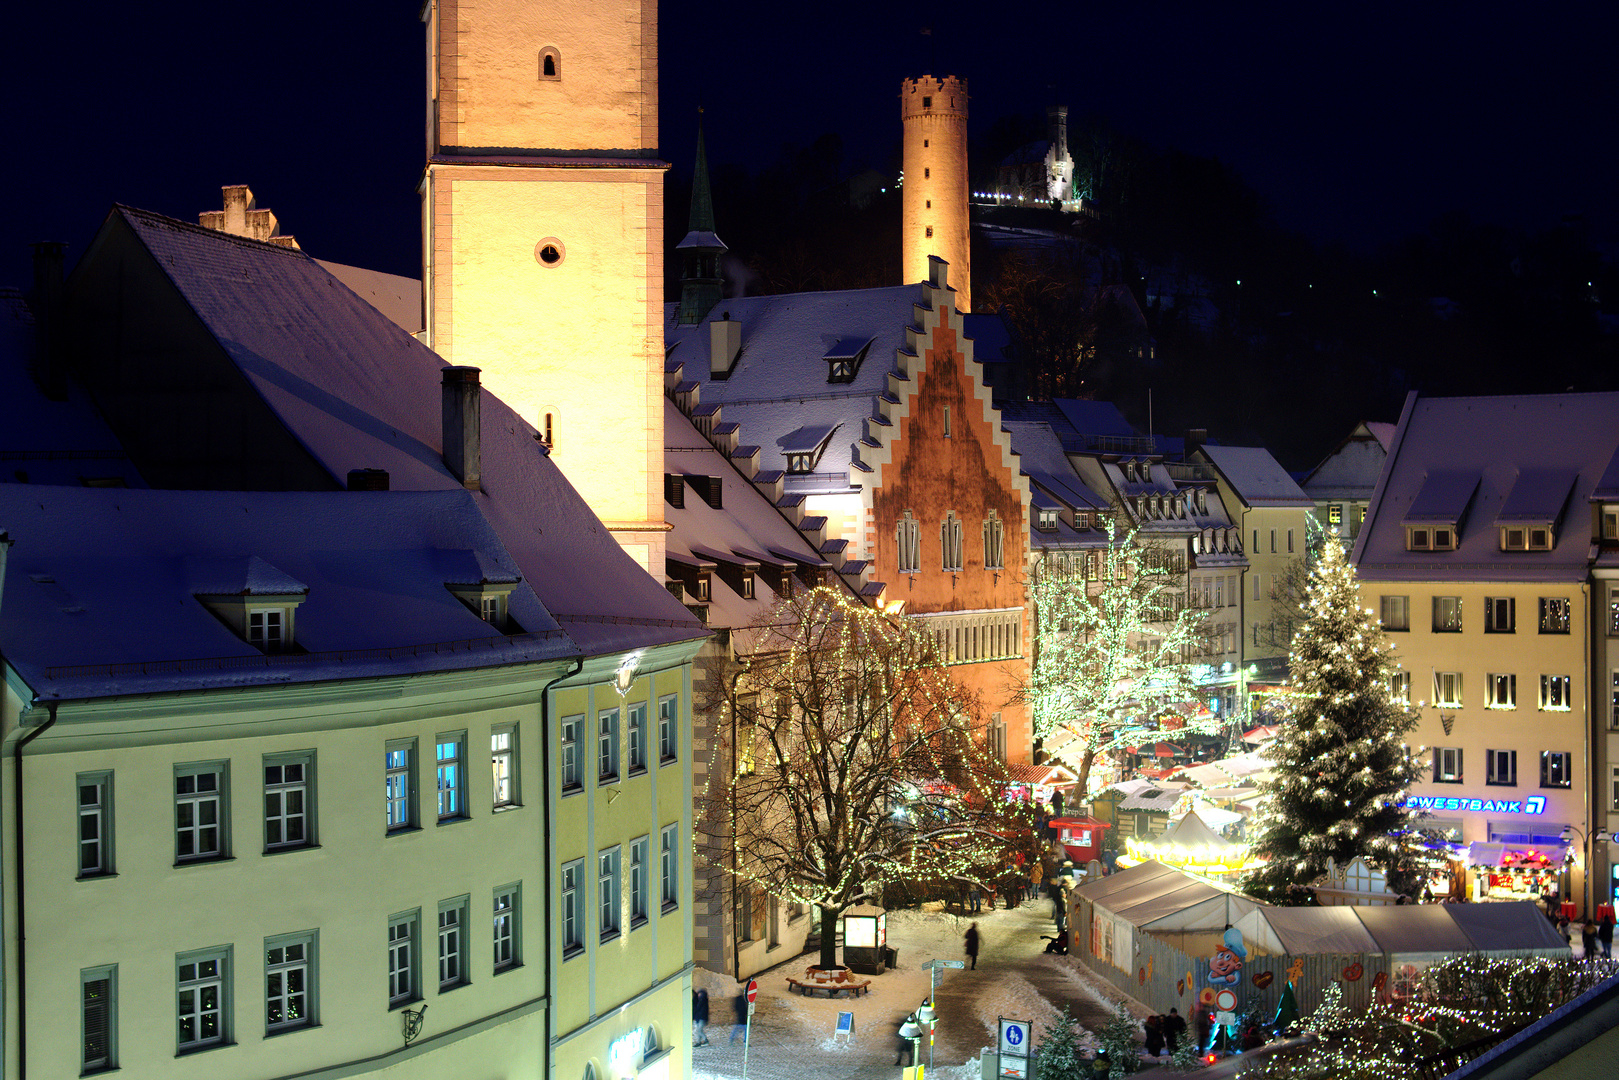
[1446,901,1570,951]
[1157,811,1231,849]
[1073,860,1181,905]
[1354,903,1477,955]
[1119,785,1188,812]
[1235,905,1380,957]
[1188,806,1244,828]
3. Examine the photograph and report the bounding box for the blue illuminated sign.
[1405,795,1546,815]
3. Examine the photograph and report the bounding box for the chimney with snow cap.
[441,366,482,491]
[709,312,741,380]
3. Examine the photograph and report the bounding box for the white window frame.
[264,930,316,1034]
[1435,671,1464,707]
[247,606,290,652]
[82,964,117,1073]
[660,823,679,913]
[597,707,620,783]
[658,695,679,763]
[491,724,519,809]
[385,739,418,832]
[1484,596,1515,633]
[1540,674,1572,712]
[436,732,467,822]
[438,896,470,990]
[561,715,584,792]
[1388,671,1411,703]
[176,946,231,1052]
[560,859,584,958]
[627,703,647,773]
[78,771,114,878]
[1433,596,1463,632]
[1486,749,1517,786]
[264,751,313,851]
[599,847,622,941]
[1486,673,1517,710]
[174,762,228,864]
[388,911,420,1007]
[493,884,521,972]
[1380,595,1410,631]
[1539,596,1571,634]
[1434,747,1463,784]
[1541,751,1573,789]
[897,510,921,573]
[630,835,649,927]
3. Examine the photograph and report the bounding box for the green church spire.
[677,110,727,325]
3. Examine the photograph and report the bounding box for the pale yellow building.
[1353,391,1619,911]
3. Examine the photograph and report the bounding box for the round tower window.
[534,238,566,267]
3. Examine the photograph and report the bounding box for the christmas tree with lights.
[1243,536,1426,904]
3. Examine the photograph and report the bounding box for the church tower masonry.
[421,0,667,571]
[900,76,970,312]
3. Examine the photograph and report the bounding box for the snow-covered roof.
[663,399,848,633]
[94,206,704,658]
[1301,421,1394,502]
[1003,422,1110,512]
[1200,444,1313,507]
[315,260,423,335]
[0,289,147,488]
[1118,785,1186,812]
[0,485,573,701]
[663,285,924,484]
[1354,392,1619,582]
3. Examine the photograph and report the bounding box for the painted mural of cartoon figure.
[1207,927,1247,987]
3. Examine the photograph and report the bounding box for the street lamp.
[1560,824,1610,917]
[898,1014,923,1074]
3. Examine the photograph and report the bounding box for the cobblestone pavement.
[693,899,1155,1080]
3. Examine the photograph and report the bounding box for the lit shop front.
[1405,794,1571,903]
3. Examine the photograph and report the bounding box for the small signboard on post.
[998,1017,1032,1079]
[833,1010,854,1047]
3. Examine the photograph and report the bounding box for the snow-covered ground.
[692,902,1142,1080]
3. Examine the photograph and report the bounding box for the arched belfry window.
[539,47,561,81]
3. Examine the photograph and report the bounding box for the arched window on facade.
[941,511,964,571]
[983,510,1004,570]
[897,511,921,574]
[539,48,561,80]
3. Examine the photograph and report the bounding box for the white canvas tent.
[1075,861,1262,967]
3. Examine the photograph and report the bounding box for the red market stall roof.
[1005,762,1079,786]
[1154,742,1180,757]
[1244,725,1280,742]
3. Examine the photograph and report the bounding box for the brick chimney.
[198,185,300,249]
[441,367,482,491]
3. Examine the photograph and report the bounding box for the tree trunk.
[818,903,840,970]
[1074,746,1098,805]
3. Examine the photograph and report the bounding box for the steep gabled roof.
[1200,444,1313,507]
[87,206,703,657]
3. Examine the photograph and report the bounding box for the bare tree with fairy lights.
[1243,536,1427,904]
[701,586,1021,971]
[1017,516,1215,798]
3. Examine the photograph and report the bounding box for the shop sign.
[1406,795,1546,815]
[608,1029,644,1071]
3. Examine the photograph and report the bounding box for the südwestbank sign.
[1404,795,1547,815]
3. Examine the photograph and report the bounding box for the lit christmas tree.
[1243,536,1426,903]
[1020,516,1217,797]
[1033,1005,1090,1080]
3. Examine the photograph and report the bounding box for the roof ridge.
[115,204,312,259]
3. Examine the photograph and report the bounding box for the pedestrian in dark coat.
[692,988,710,1045]
[1195,1009,1212,1053]
[1601,914,1615,958]
[968,882,982,913]
[965,922,981,970]
[1163,1008,1186,1052]
[1144,1015,1165,1058]
[728,992,748,1044]
[1583,919,1599,958]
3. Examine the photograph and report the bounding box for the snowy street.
[692,901,1153,1080]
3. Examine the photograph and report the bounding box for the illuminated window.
[1380,595,1410,631]
[1539,597,1571,634]
[1486,673,1516,710]
[1388,671,1410,702]
[1540,675,1571,711]
[491,726,518,808]
[1433,747,1463,783]
[1486,749,1516,786]
[436,734,467,821]
[1433,596,1462,632]
[1541,751,1572,789]
[177,949,230,1051]
[1484,596,1515,633]
[1327,504,1343,528]
[1434,671,1463,707]
[385,741,417,831]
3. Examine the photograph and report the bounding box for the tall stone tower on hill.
[901,76,970,312]
[421,0,667,571]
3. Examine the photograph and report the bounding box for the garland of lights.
[1022,516,1226,798]
[1242,536,1428,903]
[694,586,1034,964]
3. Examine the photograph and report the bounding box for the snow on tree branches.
[700,586,1023,970]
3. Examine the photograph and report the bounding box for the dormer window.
[1407,526,1457,552]
[823,337,874,384]
[741,574,755,600]
[1602,506,1618,541]
[780,424,839,475]
[696,574,712,602]
[248,607,289,653]
[1036,509,1058,532]
[1500,526,1552,551]
[445,582,520,633]
[1196,490,1207,515]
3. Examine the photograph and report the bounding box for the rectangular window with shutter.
[82,964,117,1073]
[78,772,114,878]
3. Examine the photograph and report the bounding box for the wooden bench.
[786,967,872,998]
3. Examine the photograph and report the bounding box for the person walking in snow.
[692,988,710,1046]
[965,922,981,970]
[1602,913,1615,958]
[968,881,982,913]
[728,990,748,1044]
[1163,1008,1186,1053]
[1583,918,1599,959]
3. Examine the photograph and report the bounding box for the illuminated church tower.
[900,75,970,312]
[422,0,666,570]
